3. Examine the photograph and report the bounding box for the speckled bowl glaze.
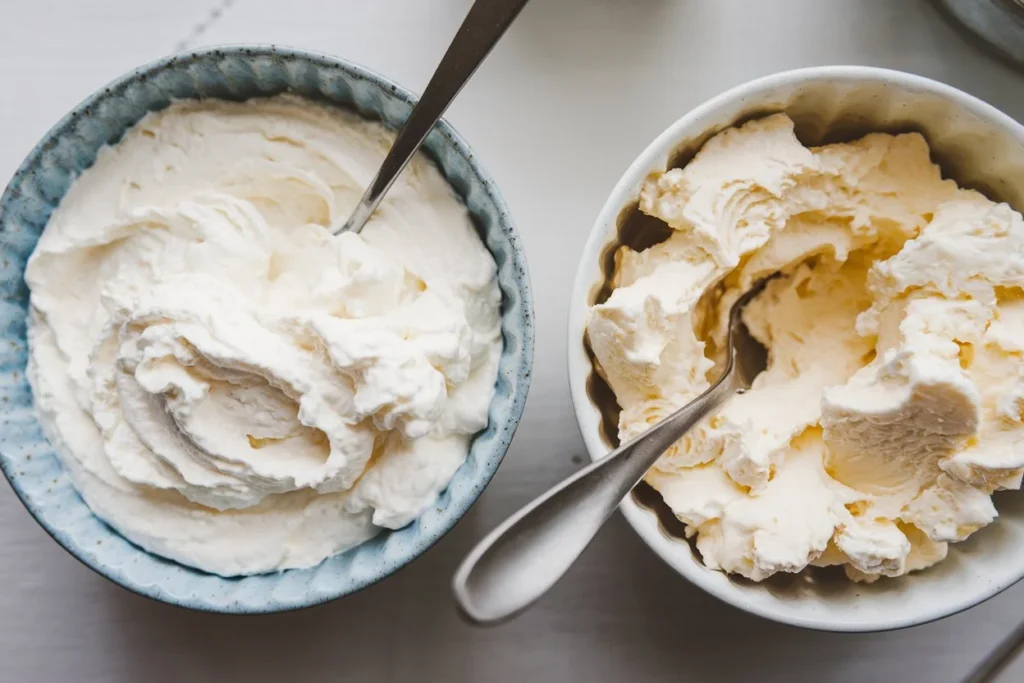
[568,67,1024,632]
[0,45,534,613]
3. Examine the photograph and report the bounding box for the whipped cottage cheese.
[588,113,1024,582]
[26,96,502,576]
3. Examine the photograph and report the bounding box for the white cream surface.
[588,113,1024,582]
[26,96,502,576]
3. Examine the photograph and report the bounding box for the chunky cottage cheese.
[26,96,501,576]
[588,113,1024,582]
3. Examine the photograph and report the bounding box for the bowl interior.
[568,67,1024,631]
[0,46,533,613]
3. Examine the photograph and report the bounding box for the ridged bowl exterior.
[568,67,1024,631]
[0,46,534,613]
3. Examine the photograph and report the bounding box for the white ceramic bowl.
[567,66,1024,632]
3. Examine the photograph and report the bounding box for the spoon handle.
[964,619,1024,683]
[452,370,740,625]
[338,0,530,235]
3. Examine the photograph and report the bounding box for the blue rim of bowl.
[0,44,535,613]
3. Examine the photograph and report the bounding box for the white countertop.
[2,1,1024,681]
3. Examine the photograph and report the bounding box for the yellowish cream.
[588,113,1024,582]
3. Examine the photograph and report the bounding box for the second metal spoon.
[452,279,774,625]
[336,0,530,235]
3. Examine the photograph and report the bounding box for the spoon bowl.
[452,279,772,625]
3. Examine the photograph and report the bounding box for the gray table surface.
[2,1,1024,681]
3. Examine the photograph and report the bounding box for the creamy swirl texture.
[589,114,1024,582]
[26,96,502,576]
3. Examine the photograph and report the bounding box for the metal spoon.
[452,278,774,625]
[963,619,1024,683]
[337,0,530,235]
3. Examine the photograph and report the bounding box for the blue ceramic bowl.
[0,45,534,612]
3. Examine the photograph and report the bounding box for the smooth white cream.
[589,113,1024,582]
[26,96,502,576]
